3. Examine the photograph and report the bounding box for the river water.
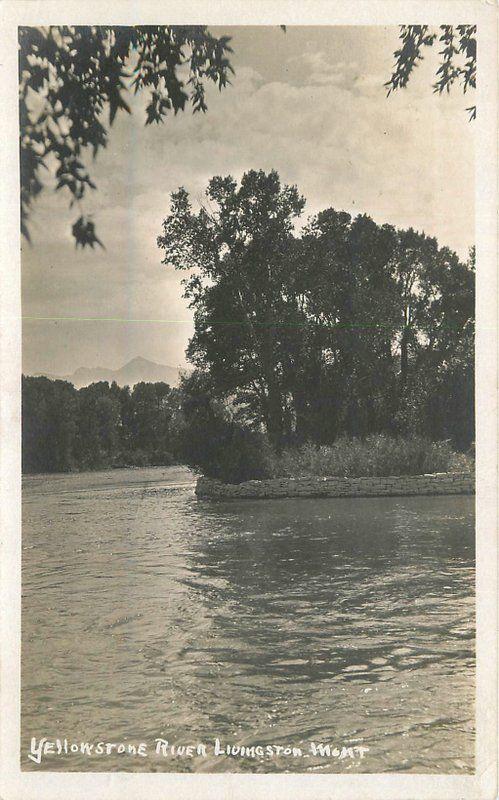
[22,466,475,773]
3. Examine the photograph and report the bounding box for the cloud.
[290,50,361,88]
[22,26,474,376]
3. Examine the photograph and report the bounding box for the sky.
[22,25,475,376]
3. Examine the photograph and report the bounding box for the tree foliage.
[158,169,475,454]
[385,25,476,120]
[22,377,181,472]
[19,25,234,246]
[174,371,273,483]
[158,169,306,448]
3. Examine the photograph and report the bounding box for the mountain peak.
[126,355,153,367]
[32,357,182,390]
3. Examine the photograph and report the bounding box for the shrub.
[120,448,150,468]
[176,370,273,483]
[179,417,272,484]
[270,434,467,478]
[151,449,176,467]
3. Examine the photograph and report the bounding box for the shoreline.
[196,472,475,500]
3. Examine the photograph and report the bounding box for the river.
[22,466,475,773]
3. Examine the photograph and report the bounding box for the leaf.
[19,24,236,247]
[72,215,105,249]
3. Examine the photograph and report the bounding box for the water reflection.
[22,468,474,774]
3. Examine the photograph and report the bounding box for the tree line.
[23,170,474,478]
[157,169,474,465]
[22,377,181,473]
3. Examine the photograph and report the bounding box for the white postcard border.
[0,2,496,799]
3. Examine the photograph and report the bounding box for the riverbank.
[195,471,475,500]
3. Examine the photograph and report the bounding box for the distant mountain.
[33,357,183,389]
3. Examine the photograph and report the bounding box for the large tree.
[158,169,306,448]
[392,239,475,444]
[22,376,78,472]
[158,169,475,450]
[295,209,400,440]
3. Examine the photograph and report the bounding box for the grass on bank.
[269,434,473,480]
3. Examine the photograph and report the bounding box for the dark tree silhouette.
[19,25,234,246]
[21,376,182,472]
[158,169,306,449]
[158,170,475,452]
[385,25,476,120]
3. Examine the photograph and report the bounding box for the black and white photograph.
[0,3,497,799]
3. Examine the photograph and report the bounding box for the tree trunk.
[264,380,285,452]
[292,388,309,442]
[400,326,409,388]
